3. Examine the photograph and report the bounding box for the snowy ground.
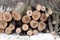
[0,33,60,40]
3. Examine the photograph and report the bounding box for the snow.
[0,33,60,40]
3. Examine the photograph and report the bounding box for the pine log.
[27,29,33,36]
[32,30,38,35]
[36,4,41,11]
[30,20,38,28]
[22,24,29,31]
[40,13,48,22]
[2,11,12,22]
[32,10,41,20]
[22,15,31,23]
[12,11,21,21]
[0,21,8,29]
[38,21,46,31]
[16,27,21,34]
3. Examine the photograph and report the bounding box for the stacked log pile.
[0,2,60,36]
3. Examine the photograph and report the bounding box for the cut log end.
[38,21,46,31]
[0,21,8,29]
[9,23,15,30]
[5,27,12,34]
[30,20,38,28]
[32,30,38,35]
[22,15,31,23]
[41,6,46,11]
[32,11,41,20]
[0,28,4,33]
[3,11,12,22]
[12,11,21,21]
[16,28,21,34]
[40,13,48,21]
[22,24,29,31]
[27,30,33,36]
[26,10,32,16]
[36,4,41,11]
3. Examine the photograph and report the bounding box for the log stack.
[0,2,59,36]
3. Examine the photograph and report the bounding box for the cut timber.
[2,21,8,29]
[0,13,3,21]
[30,20,38,28]
[5,27,12,34]
[41,6,46,11]
[22,15,31,23]
[16,28,21,34]
[12,11,21,21]
[32,30,38,35]
[0,28,4,33]
[45,13,50,17]
[22,24,29,31]
[0,21,8,29]
[3,11,12,22]
[38,21,46,31]
[40,13,47,21]
[36,4,41,11]
[9,23,15,30]
[32,11,41,20]
[27,29,33,36]
[26,10,32,16]
[26,6,32,16]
